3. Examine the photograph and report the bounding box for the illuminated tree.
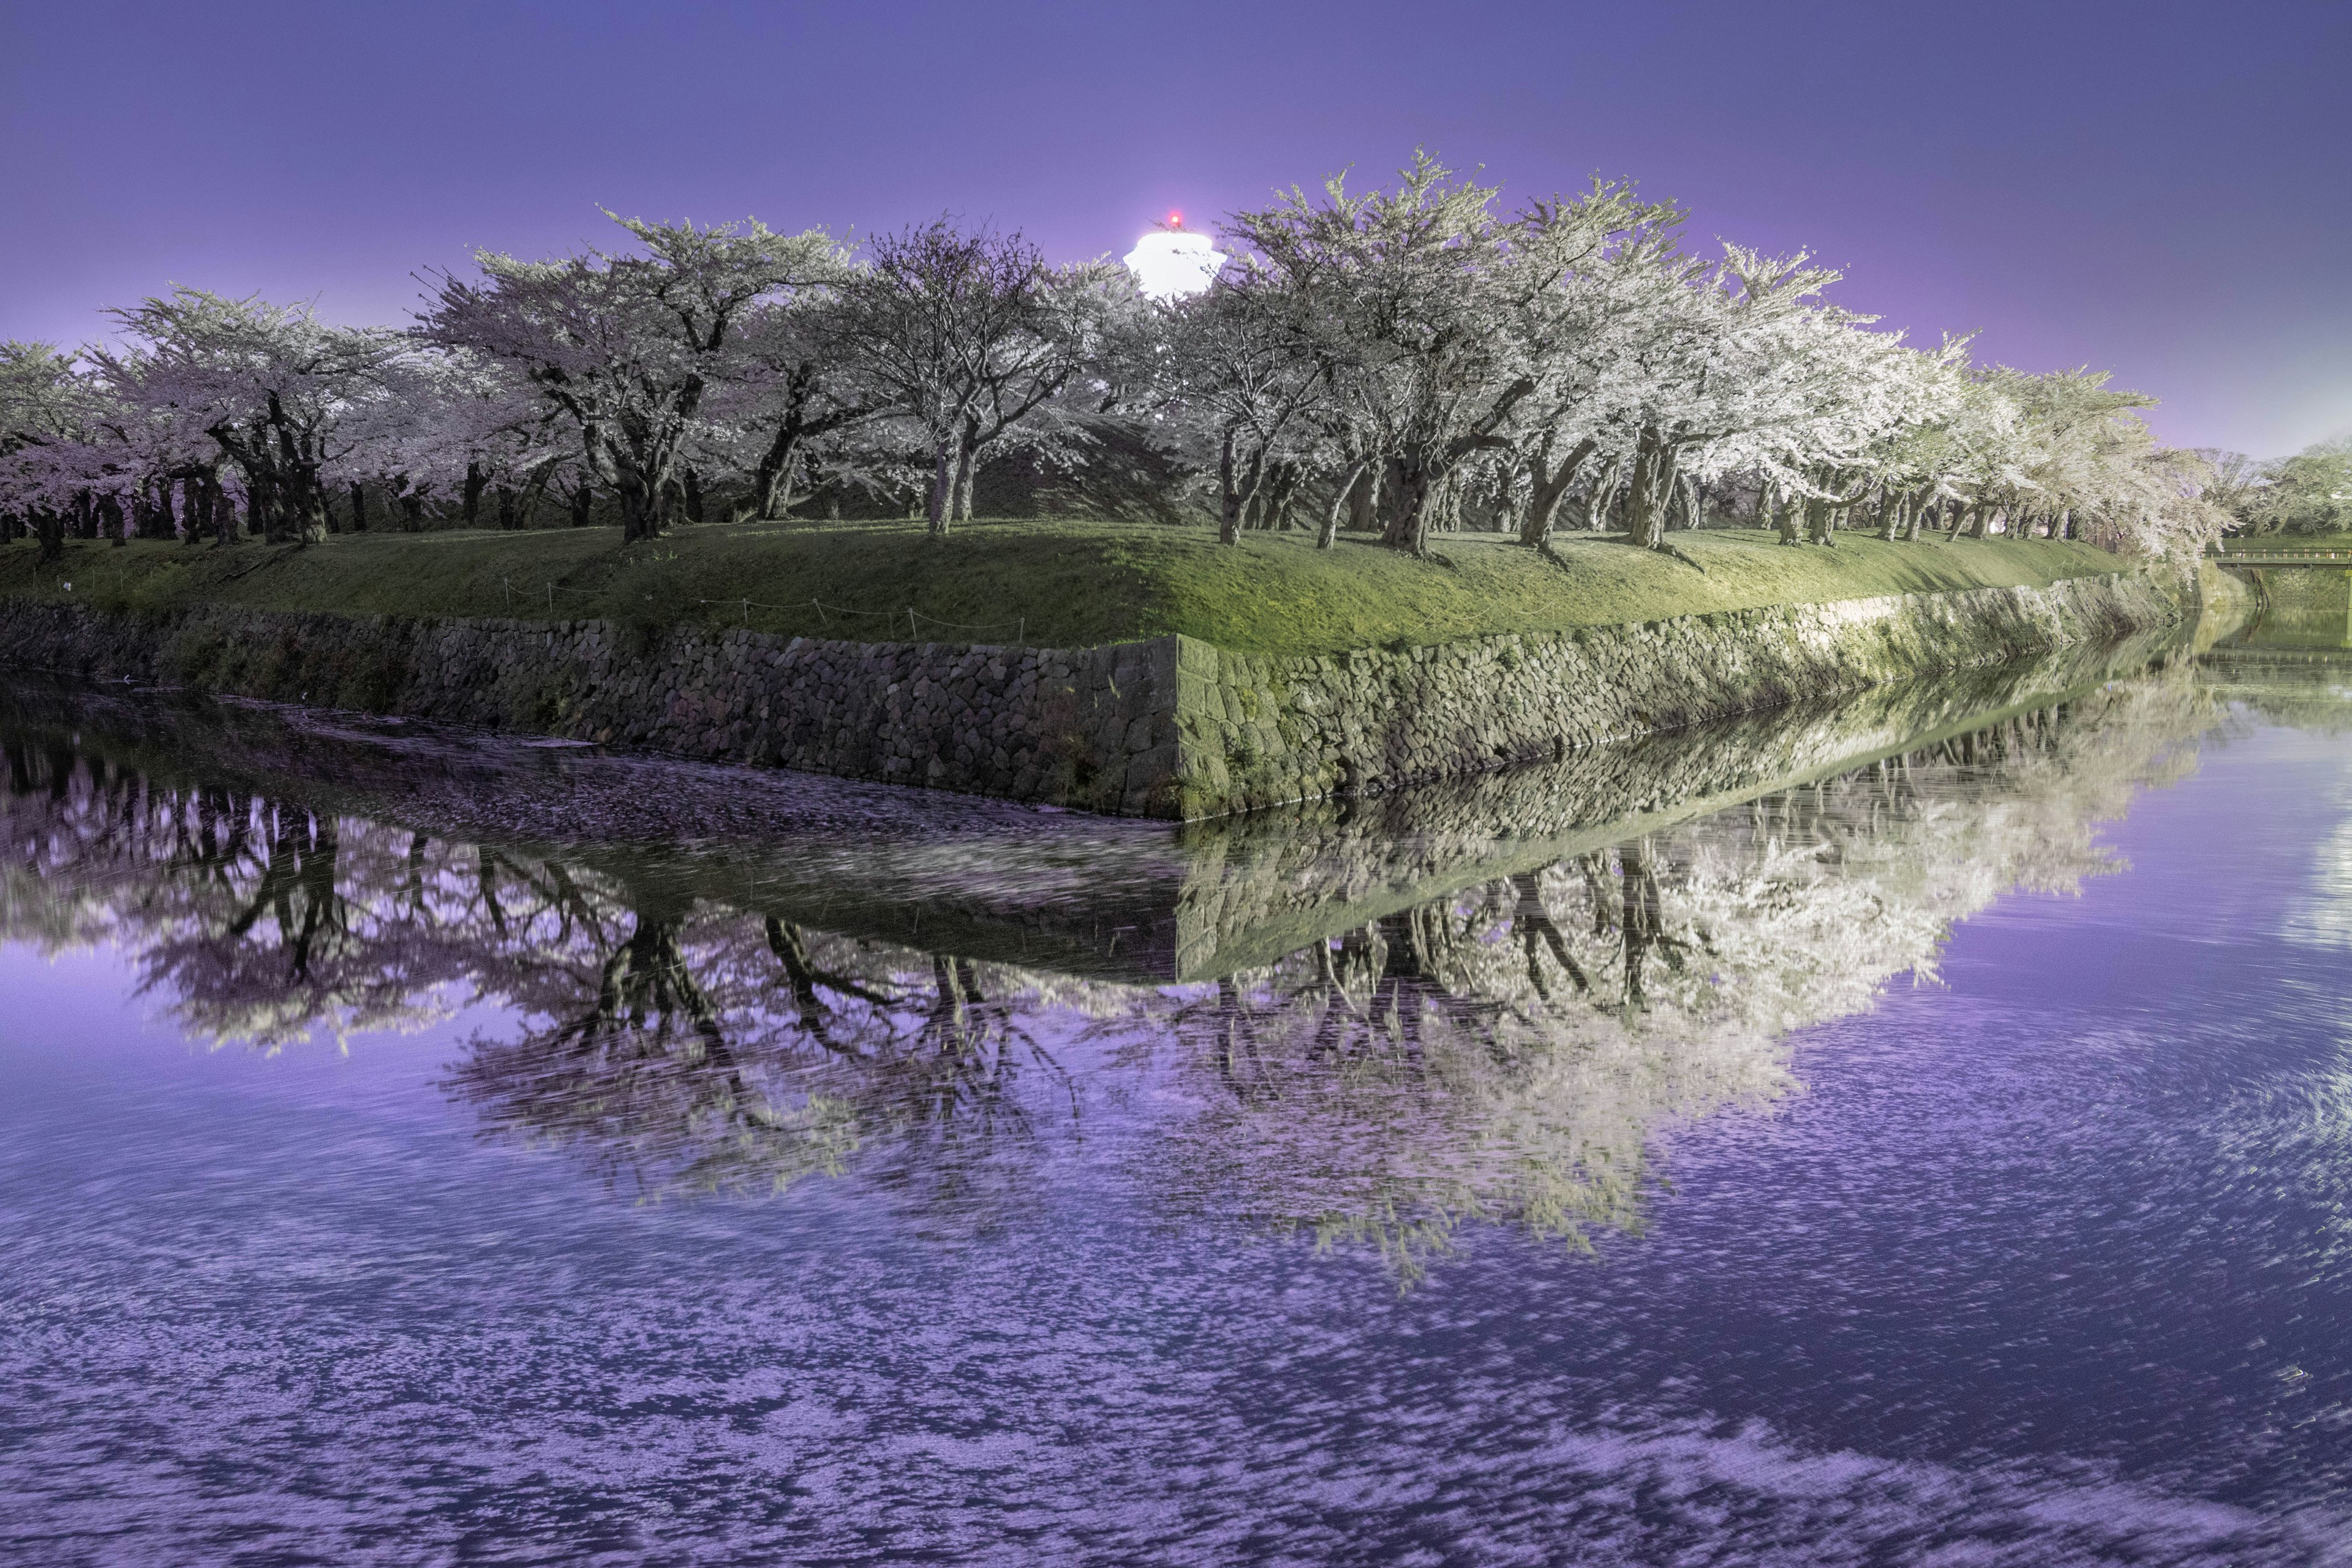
[418,213,836,543]
[825,219,1121,533]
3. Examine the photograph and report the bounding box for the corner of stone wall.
[1109,635,1185,818]
[1166,635,1349,821]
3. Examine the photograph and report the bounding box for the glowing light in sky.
[1123,214,1226,301]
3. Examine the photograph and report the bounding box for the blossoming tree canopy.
[0,155,2236,564]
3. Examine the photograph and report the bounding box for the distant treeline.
[0,152,2271,562]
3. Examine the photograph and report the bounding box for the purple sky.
[4,0,2345,456]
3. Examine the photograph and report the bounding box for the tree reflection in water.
[1122,684,2218,1278]
[0,668,2223,1274]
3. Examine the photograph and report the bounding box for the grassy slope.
[0,518,2132,658]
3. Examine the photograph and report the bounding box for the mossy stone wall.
[0,570,2180,820]
[1164,573,2182,815]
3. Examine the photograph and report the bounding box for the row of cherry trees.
[2201,439,2352,537]
[0,155,2226,563]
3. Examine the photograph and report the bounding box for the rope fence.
[497,577,1027,644]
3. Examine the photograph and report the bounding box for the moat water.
[4,624,2351,1565]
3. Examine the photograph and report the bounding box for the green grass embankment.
[0,519,2133,659]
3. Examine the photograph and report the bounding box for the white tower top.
[1123,216,1226,302]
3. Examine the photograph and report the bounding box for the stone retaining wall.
[1167,571,2181,815]
[0,569,2182,820]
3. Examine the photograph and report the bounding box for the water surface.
[4,643,2350,1565]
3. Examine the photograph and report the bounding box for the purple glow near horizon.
[2,1,2346,456]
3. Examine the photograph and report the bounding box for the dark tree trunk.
[496,486,517,531]
[100,492,127,546]
[298,476,328,544]
[136,477,175,540]
[462,462,487,529]
[1670,471,1702,530]
[682,467,704,525]
[1257,461,1303,530]
[349,481,369,533]
[747,420,804,520]
[1802,495,1829,545]
[36,508,66,562]
[1519,436,1596,548]
[262,464,325,545]
[205,473,230,546]
[1586,466,1623,533]
[619,472,660,543]
[1626,431,1677,550]
[1378,454,1434,556]
[925,428,956,536]
[570,483,594,528]
[513,462,556,529]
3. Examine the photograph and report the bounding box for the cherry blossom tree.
[334,346,561,531]
[2225,439,2352,537]
[1217,154,1547,558]
[826,219,1121,534]
[688,239,888,522]
[82,290,394,546]
[9,156,2227,570]
[0,341,111,559]
[1149,257,1333,544]
[418,213,837,543]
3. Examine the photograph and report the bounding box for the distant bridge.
[2209,545,2352,569]
[2212,546,2352,643]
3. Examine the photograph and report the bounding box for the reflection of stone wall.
[2236,565,2350,617]
[2199,562,2258,623]
[0,570,2176,820]
[2229,565,2351,647]
[1169,631,2184,976]
[1,628,2197,993]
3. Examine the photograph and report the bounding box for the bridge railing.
[2209,541,2352,564]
